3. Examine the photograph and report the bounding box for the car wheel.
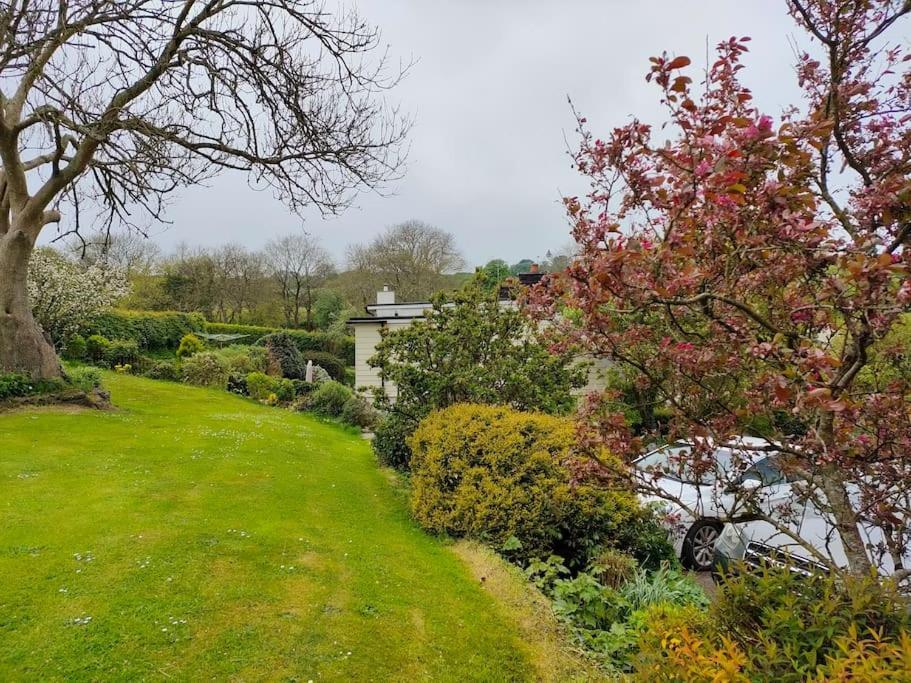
[682,520,722,571]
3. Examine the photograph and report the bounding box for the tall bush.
[369,278,586,470]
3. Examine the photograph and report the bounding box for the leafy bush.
[67,366,102,393]
[181,352,230,389]
[711,565,911,680]
[103,339,140,368]
[340,395,377,429]
[527,559,708,670]
[373,412,416,470]
[299,350,345,382]
[593,548,639,589]
[216,345,269,375]
[261,332,307,380]
[0,373,31,400]
[63,334,86,361]
[633,565,911,682]
[85,310,204,349]
[310,364,331,384]
[0,372,68,400]
[307,380,353,417]
[144,360,180,382]
[85,334,111,363]
[246,372,277,401]
[176,333,204,359]
[408,404,653,567]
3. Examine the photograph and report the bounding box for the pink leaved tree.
[530,0,911,580]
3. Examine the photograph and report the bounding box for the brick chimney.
[376,285,395,305]
[529,263,539,274]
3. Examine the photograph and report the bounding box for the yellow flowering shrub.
[408,404,660,566]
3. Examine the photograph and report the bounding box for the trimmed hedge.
[84,310,205,350]
[208,322,354,364]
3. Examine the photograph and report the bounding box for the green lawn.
[0,374,573,681]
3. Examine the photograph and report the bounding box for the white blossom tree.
[27,248,129,348]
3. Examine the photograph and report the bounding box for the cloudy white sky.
[96,1,806,268]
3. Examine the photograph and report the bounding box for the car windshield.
[636,444,763,485]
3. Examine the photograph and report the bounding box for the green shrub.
[307,380,353,417]
[261,332,307,380]
[182,352,230,389]
[103,339,141,368]
[67,366,102,393]
[144,360,180,382]
[216,345,269,375]
[85,310,204,349]
[299,351,345,382]
[709,565,911,681]
[246,372,279,401]
[408,404,650,567]
[176,333,204,359]
[372,412,415,470]
[532,562,708,670]
[593,549,639,589]
[274,378,295,403]
[632,568,911,682]
[340,395,378,429]
[0,372,68,400]
[0,373,32,400]
[63,334,86,361]
[85,334,111,363]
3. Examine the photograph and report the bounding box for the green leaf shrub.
[182,352,231,389]
[67,366,102,393]
[632,565,911,682]
[144,360,180,382]
[340,395,378,429]
[104,339,141,368]
[368,279,586,471]
[85,334,111,363]
[176,333,204,359]
[372,413,414,470]
[306,380,353,417]
[63,334,86,361]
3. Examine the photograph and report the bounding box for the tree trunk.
[819,468,874,576]
[0,228,62,379]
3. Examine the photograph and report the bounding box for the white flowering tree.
[27,248,129,349]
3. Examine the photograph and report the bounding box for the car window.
[636,444,730,485]
[740,456,786,486]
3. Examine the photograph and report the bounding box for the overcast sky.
[81,1,805,269]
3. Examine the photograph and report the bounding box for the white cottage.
[347,286,434,399]
[348,270,609,400]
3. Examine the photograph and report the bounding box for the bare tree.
[0,1,408,378]
[66,229,161,276]
[265,233,334,328]
[345,220,463,303]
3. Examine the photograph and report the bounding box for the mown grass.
[0,373,563,681]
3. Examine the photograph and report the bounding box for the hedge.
[83,310,205,349]
[207,322,354,364]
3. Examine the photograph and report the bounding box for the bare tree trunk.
[0,228,62,379]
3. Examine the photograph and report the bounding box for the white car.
[714,486,911,585]
[633,437,788,571]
